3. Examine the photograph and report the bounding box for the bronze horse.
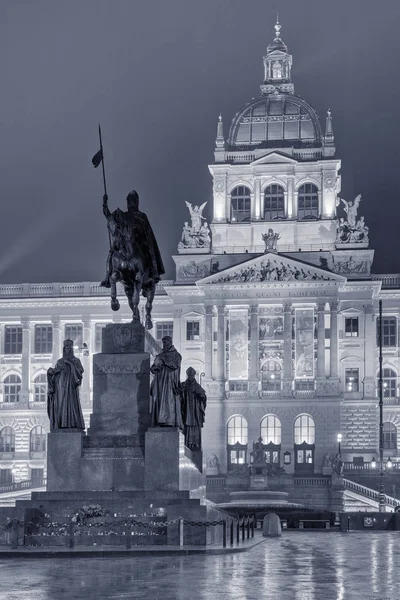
[101,191,165,330]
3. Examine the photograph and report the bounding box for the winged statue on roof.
[185,201,207,234]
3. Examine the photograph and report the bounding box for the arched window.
[380,368,397,399]
[261,360,282,392]
[260,415,281,444]
[3,374,21,403]
[264,185,285,220]
[294,414,315,473]
[34,373,47,403]
[297,184,318,220]
[294,414,315,444]
[383,422,397,450]
[0,426,15,453]
[227,415,248,470]
[230,186,251,223]
[30,425,46,453]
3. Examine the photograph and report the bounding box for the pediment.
[197,252,345,286]
[252,151,297,166]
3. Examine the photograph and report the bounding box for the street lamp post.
[337,433,342,455]
[378,299,385,512]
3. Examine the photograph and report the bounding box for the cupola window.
[297,184,319,220]
[264,185,285,220]
[272,60,282,79]
[230,186,251,223]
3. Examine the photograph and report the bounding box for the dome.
[267,37,287,53]
[227,95,323,150]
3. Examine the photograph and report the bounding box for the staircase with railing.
[342,478,400,511]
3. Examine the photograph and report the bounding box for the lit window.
[64,324,83,350]
[34,325,53,354]
[34,373,47,402]
[383,422,397,450]
[345,318,359,337]
[186,321,200,341]
[30,426,46,453]
[297,184,318,220]
[0,427,15,453]
[227,415,248,445]
[4,326,22,355]
[345,368,359,392]
[230,186,251,223]
[155,322,173,341]
[379,368,397,398]
[294,414,315,444]
[3,374,21,403]
[264,185,285,220]
[377,317,397,347]
[261,360,282,391]
[260,415,281,444]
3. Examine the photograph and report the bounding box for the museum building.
[0,22,399,494]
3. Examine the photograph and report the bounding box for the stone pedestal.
[144,428,205,499]
[250,464,269,490]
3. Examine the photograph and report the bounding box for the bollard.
[68,522,74,549]
[179,518,184,547]
[11,519,18,549]
[230,520,234,546]
[222,520,226,548]
[251,517,254,538]
[246,517,250,539]
[241,519,245,541]
[236,520,240,544]
[126,523,131,549]
[347,516,350,532]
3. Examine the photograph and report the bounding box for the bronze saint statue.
[180,367,207,450]
[101,190,165,330]
[47,340,85,431]
[150,336,183,428]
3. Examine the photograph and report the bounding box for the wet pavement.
[0,531,398,600]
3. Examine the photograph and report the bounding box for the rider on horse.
[101,190,165,329]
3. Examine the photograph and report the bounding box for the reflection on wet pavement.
[0,532,398,600]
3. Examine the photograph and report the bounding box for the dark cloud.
[1,0,399,282]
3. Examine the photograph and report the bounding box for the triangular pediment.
[252,151,297,165]
[198,252,346,286]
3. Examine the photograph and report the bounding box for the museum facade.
[0,22,399,488]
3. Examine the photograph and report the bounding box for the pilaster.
[204,305,213,379]
[215,305,226,380]
[282,302,292,396]
[20,317,31,405]
[317,301,326,378]
[173,309,182,353]
[329,301,339,379]
[363,304,376,397]
[51,316,62,365]
[249,305,259,382]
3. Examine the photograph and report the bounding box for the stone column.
[204,305,213,379]
[20,317,31,405]
[81,317,92,408]
[173,309,182,353]
[282,303,292,396]
[363,304,376,397]
[254,178,261,220]
[51,317,62,365]
[287,178,294,219]
[215,305,226,380]
[329,301,339,378]
[317,302,326,378]
[249,305,259,389]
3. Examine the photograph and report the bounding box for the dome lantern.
[260,19,294,96]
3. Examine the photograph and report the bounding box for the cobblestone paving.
[0,532,398,600]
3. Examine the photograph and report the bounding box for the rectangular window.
[155,322,173,341]
[345,368,359,392]
[30,468,44,481]
[94,323,106,353]
[0,469,13,484]
[377,317,397,347]
[34,325,53,354]
[345,318,359,337]
[64,324,83,348]
[186,321,200,341]
[294,379,314,391]
[4,326,22,354]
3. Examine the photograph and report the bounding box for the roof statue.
[262,228,280,252]
[178,202,211,252]
[336,194,369,245]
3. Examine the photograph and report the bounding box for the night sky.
[1,0,399,283]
